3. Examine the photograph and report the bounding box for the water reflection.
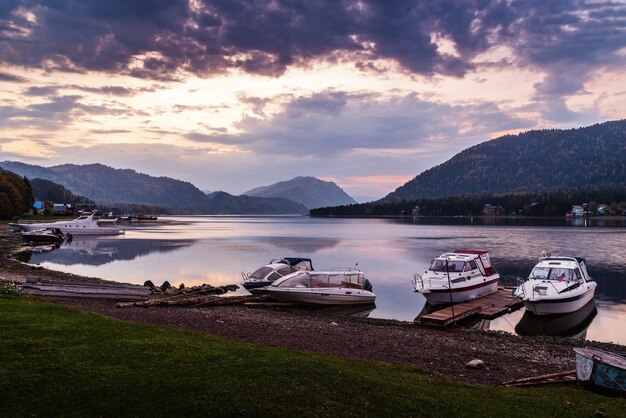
[255,236,340,253]
[514,301,598,338]
[26,237,195,266]
[21,215,626,345]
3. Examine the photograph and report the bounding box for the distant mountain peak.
[243,176,357,209]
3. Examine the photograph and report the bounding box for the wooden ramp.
[419,287,522,327]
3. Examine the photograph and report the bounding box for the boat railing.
[241,271,251,282]
[329,267,361,272]
[516,277,572,299]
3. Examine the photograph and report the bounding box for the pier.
[418,287,523,327]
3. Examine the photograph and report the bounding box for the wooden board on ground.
[418,287,523,327]
[19,280,150,300]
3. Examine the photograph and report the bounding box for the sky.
[1,1,625,201]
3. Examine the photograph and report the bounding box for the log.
[503,370,576,386]
[505,376,576,387]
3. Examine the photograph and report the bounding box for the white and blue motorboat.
[513,256,597,315]
[241,257,313,292]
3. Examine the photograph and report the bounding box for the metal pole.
[446,259,456,326]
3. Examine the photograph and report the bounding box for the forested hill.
[30,178,94,205]
[0,162,308,214]
[244,176,357,209]
[0,169,33,218]
[205,192,308,214]
[381,120,626,202]
[0,162,207,210]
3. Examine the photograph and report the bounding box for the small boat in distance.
[513,256,597,315]
[11,213,124,236]
[267,269,376,305]
[413,250,500,304]
[241,257,313,292]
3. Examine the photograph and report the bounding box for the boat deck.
[418,287,523,327]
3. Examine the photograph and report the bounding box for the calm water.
[23,216,626,345]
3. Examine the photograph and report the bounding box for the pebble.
[465,359,485,369]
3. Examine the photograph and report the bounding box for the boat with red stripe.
[412,250,500,304]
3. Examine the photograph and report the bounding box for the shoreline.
[1,225,625,386]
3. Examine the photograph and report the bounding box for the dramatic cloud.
[186,91,535,157]
[0,71,26,82]
[1,1,624,197]
[1,1,623,81]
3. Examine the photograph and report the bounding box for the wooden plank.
[19,281,149,300]
[418,287,524,327]
[420,306,483,327]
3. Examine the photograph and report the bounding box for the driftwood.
[116,294,272,308]
[503,370,576,387]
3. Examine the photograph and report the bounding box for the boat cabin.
[426,250,495,277]
[272,271,366,290]
[528,257,590,283]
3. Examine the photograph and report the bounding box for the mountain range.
[0,162,334,214]
[243,176,357,209]
[381,120,626,202]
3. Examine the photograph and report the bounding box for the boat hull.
[18,224,122,235]
[267,288,376,305]
[21,233,64,243]
[574,348,626,397]
[522,285,596,315]
[420,278,498,304]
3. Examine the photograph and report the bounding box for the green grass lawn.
[0,294,624,417]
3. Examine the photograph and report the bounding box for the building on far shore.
[482,204,504,216]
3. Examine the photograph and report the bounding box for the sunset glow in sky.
[1,1,625,200]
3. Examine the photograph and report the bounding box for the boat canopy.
[428,250,495,276]
[272,257,314,271]
[249,265,296,281]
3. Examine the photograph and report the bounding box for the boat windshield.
[529,267,574,281]
[429,260,465,273]
[275,272,365,289]
[548,268,574,281]
[249,266,274,280]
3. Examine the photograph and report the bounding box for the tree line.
[0,170,34,219]
[310,187,626,217]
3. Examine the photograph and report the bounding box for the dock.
[418,287,522,327]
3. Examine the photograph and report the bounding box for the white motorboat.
[241,257,313,292]
[11,213,124,236]
[267,269,376,305]
[413,250,500,304]
[513,256,597,315]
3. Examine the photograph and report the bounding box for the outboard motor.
[363,278,373,292]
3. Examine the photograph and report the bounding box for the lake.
[23,216,626,345]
